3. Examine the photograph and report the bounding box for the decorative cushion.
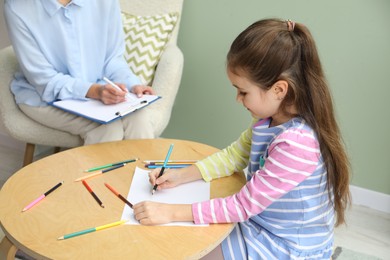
[121,12,179,85]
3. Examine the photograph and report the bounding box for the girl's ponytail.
[290,22,351,226]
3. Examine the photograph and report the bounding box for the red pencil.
[104,183,133,209]
[82,180,104,208]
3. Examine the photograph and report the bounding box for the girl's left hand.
[131,85,155,97]
[133,201,174,225]
[133,201,193,225]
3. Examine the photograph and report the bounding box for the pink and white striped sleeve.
[192,129,321,224]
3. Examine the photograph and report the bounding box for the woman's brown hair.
[227,19,350,226]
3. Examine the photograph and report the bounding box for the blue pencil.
[151,144,174,194]
[146,164,191,169]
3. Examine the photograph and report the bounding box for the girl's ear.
[272,80,288,100]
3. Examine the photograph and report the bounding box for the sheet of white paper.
[122,167,210,226]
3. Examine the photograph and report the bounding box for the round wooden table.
[0,139,246,259]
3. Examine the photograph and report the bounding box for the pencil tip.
[101,205,105,208]
[57,236,64,240]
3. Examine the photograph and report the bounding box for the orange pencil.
[104,183,133,209]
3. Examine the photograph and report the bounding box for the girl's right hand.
[149,168,183,191]
[149,165,204,192]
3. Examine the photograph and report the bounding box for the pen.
[104,183,133,209]
[75,164,126,182]
[84,158,138,172]
[152,143,174,195]
[57,219,127,240]
[82,180,104,208]
[103,77,135,101]
[22,181,64,212]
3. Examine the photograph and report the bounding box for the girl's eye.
[238,91,246,96]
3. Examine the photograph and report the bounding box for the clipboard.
[50,93,161,124]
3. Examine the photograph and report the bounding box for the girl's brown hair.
[227,19,350,226]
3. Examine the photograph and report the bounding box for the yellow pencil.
[58,220,127,240]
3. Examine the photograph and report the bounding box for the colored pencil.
[104,183,133,209]
[82,180,104,208]
[57,219,127,240]
[147,162,196,165]
[148,161,196,165]
[84,158,138,172]
[145,164,191,169]
[75,164,125,182]
[143,160,197,164]
[152,144,174,195]
[22,181,63,212]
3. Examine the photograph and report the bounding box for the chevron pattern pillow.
[121,12,179,85]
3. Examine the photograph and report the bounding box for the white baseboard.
[350,185,390,214]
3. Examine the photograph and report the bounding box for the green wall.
[162,0,390,195]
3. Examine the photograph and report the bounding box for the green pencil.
[57,220,127,240]
[84,158,138,172]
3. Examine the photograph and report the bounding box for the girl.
[133,19,350,259]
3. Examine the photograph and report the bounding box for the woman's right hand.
[86,83,127,104]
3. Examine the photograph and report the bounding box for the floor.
[0,144,389,259]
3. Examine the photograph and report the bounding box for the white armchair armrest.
[147,44,184,136]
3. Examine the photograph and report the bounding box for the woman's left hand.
[131,85,155,97]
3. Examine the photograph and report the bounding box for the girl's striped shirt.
[193,117,334,259]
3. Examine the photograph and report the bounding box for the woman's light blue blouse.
[4,0,141,106]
